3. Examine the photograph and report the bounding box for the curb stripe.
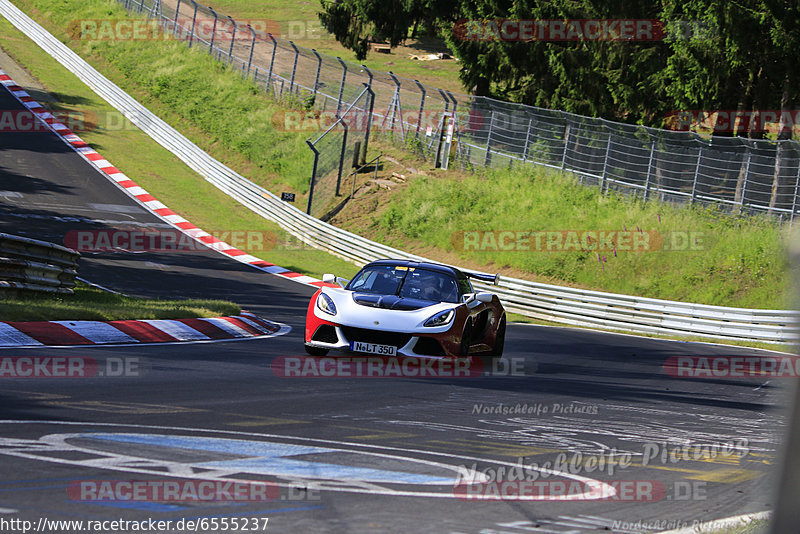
[201,317,253,338]
[0,324,43,346]
[50,321,138,344]
[220,317,265,337]
[109,320,180,343]
[139,320,209,341]
[175,318,234,339]
[5,322,92,346]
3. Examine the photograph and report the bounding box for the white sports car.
[304,259,505,358]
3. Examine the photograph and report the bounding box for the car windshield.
[347,265,459,303]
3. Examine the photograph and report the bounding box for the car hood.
[315,288,458,333]
[351,292,437,311]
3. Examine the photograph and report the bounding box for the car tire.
[490,316,506,358]
[304,344,329,356]
[459,321,473,357]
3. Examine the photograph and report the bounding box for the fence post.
[414,80,425,139]
[484,109,495,167]
[387,72,404,140]
[644,135,655,202]
[335,58,347,117]
[173,0,182,37]
[267,33,277,91]
[691,146,704,203]
[148,0,161,21]
[208,7,218,55]
[336,121,349,197]
[362,82,375,164]
[289,42,299,96]
[601,129,612,192]
[791,157,800,224]
[227,16,236,61]
[560,121,571,170]
[362,65,374,88]
[446,91,460,158]
[245,25,256,77]
[312,49,322,99]
[188,1,198,47]
[306,140,320,215]
[737,148,752,209]
[521,113,533,162]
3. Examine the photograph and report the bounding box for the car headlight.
[316,292,337,316]
[424,309,454,327]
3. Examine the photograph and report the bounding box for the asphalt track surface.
[0,79,788,534]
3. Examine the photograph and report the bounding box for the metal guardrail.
[3,0,797,343]
[0,233,80,294]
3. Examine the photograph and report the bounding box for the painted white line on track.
[657,510,771,533]
[0,420,615,501]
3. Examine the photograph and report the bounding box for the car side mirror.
[322,273,335,283]
[476,292,493,303]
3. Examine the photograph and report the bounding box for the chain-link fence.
[306,85,374,218]
[121,0,800,221]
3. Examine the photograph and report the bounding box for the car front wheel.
[459,321,473,357]
[490,317,506,358]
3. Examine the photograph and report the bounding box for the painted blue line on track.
[83,434,333,457]
[81,433,454,484]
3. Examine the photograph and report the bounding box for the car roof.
[363,259,465,279]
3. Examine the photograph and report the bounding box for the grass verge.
[342,162,789,309]
[0,283,239,321]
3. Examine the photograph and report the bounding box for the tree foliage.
[319,0,799,136]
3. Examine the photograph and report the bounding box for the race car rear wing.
[465,271,500,285]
